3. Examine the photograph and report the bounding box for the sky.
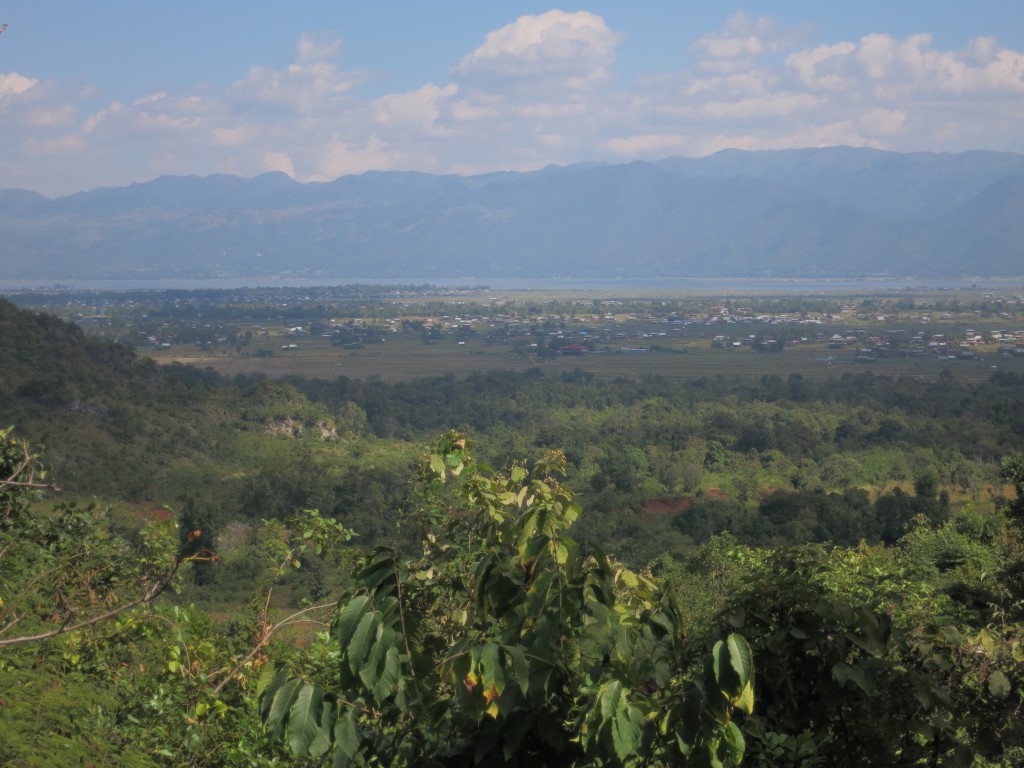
[2,2,1024,197]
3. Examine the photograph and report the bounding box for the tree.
[1,422,360,764]
[1000,454,1024,520]
[725,544,1022,766]
[0,427,185,649]
[260,432,754,767]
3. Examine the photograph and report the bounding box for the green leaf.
[503,644,530,696]
[287,683,327,756]
[480,643,505,695]
[711,639,740,698]
[258,668,290,722]
[429,453,446,478]
[599,680,623,722]
[833,662,877,696]
[988,670,1011,697]
[308,698,335,758]
[726,634,754,690]
[720,720,746,763]
[347,611,380,675]
[735,680,755,715]
[336,594,370,646]
[371,645,402,705]
[332,711,359,768]
[517,509,540,556]
[264,678,302,736]
[610,693,642,762]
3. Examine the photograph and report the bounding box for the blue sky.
[2,2,1023,195]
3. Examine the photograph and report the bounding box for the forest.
[1,290,1024,766]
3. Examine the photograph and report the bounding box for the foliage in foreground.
[4,419,1024,766]
[260,432,754,767]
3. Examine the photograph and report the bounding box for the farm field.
[7,282,1023,383]
[150,328,1024,383]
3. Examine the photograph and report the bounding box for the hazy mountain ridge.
[2,147,1022,279]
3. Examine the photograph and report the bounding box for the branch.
[0,478,61,492]
[0,555,185,649]
[211,600,336,696]
[1,437,59,494]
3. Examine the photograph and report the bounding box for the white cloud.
[133,91,168,107]
[858,107,907,135]
[605,133,688,156]
[373,83,458,137]
[454,10,621,91]
[231,34,360,114]
[28,106,76,128]
[4,14,1024,196]
[703,93,821,120]
[262,152,296,177]
[787,32,1024,97]
[693,12,810,72]
[0,72,38,101]
[213,125,259,146]
[314,134,409,181]
[24,133,85,156]
[786,43,859,90]
[296,32,343,63]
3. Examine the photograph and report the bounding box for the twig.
[211,600,336,695]
[0,556,183,649]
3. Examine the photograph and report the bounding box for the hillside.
[1,147,1022,279]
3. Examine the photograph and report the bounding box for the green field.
[152,329,1023,383]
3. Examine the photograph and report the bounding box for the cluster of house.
[839,329,1024,362]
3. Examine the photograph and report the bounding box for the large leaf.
[332,711,360,768]
[347,611,380,675]
[726,634,754,691]
[373,645,402,705]
[264,678,302,736]
[336,594,371,646]
[611,702,643,763]
[479,643,505,696]
[988,670,1011,698]
[258,668,292,724]
[308,698,336,759]
[711,633,753,700]
[833,662,877,696]
[502,644,530,696]
[286,683,328,756]
[360,625,401,705]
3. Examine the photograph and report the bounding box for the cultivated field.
[149,328,1023,384]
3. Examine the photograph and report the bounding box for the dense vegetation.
[3,296,1023,568]
[2,296,1024,765]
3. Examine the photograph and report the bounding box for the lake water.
[1,276,1022,293]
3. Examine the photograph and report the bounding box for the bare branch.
[211,600,336,696]
[0,554,185,649]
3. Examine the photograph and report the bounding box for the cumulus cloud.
[263,152,296,176]
[296,32,343,63]
[693,12,811,74]
[4,12,1024,196]
[454,10,621,91]
[373,83,459,137]
[0,72,38,99]
[28,106,76,128]
[632,16,1024,157]
[787,31,1024,97]
[605,133,688,156]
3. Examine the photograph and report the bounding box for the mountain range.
[2,147,1022,280]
